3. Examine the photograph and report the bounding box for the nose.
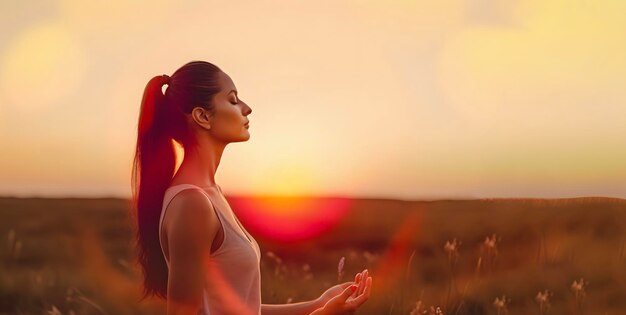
[241,101,252,116]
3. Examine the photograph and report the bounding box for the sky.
[0,0,625,200]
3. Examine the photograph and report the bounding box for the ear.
[190,106,213,130]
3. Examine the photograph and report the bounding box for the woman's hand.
[312,269,372,315]
[316,269,368,306]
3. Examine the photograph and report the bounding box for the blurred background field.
[1,195,625,315]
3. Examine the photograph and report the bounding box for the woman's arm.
[261,270,371,315]
[261,299,324,315]
[165,189,221,315]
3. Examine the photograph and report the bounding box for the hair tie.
[162,74,170,85]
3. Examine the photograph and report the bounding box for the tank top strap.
[158,184,225,266]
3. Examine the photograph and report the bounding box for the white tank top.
[158,184,262,315]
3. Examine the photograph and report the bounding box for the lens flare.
[230,197,353,242]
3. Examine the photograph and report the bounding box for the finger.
[349,276,372,308]
[351,273,362,298]
[354,272,362,286]
[357,269,368,296]
[350,278,371,308]
[362,277,372,299]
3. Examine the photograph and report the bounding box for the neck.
[174,135,226,187]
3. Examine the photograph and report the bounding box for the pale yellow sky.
[1,0,625,199]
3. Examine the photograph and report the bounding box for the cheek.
[215,107,242,130]
[224,108,242,126]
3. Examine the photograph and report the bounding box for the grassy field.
[0,195,625,315]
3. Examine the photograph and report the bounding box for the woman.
[131,61,372,315]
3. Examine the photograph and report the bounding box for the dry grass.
[0,195,625,314]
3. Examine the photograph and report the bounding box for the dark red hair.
[130,61,222,300]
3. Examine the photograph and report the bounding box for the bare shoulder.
[164,188,220,248]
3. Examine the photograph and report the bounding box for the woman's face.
[200,71,252,143]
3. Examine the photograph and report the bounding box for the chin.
[236,133,251,142]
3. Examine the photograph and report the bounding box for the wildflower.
[571,278,585,296]
[571,278,587,314]
[535,289,551,314]
[484,234,498,250]
[443,238,460,265]
[480,233,499,274]
[337,256,345,282]
[426,306,444,315]
[444,239,458,253]
[493,295,509,315]
[535,289,549,303]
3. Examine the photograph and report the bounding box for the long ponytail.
[130,61,223,300]
[131,75,177,300]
